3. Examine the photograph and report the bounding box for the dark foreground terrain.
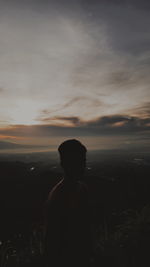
[0,150,150,267]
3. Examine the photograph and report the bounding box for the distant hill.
[0,140,47,150]
[0,140,29,149]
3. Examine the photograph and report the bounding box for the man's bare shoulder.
[47,178,64,201]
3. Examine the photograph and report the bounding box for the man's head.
[58,139,87,179]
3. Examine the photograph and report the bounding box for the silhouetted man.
[44,139,92,267]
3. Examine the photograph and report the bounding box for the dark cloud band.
[0,114,150,138]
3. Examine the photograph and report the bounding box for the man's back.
[45,178,92,267]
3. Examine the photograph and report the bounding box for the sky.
[0,0,150,152]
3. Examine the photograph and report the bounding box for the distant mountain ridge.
[0,140,46,150]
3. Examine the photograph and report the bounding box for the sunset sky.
[0,0,150,152]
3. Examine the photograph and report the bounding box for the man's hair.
[58,139,87,171]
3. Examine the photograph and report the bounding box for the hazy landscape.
[0,149,150,267]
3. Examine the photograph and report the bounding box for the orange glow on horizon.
[0,135,27,141]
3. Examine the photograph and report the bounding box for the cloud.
[41,116,82,126]
[38,96,105,122]
[0,0,150,126]
[0,115,150,139]
[84,115,150,136]
[40,97,85,116]
[128,102,150,118]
